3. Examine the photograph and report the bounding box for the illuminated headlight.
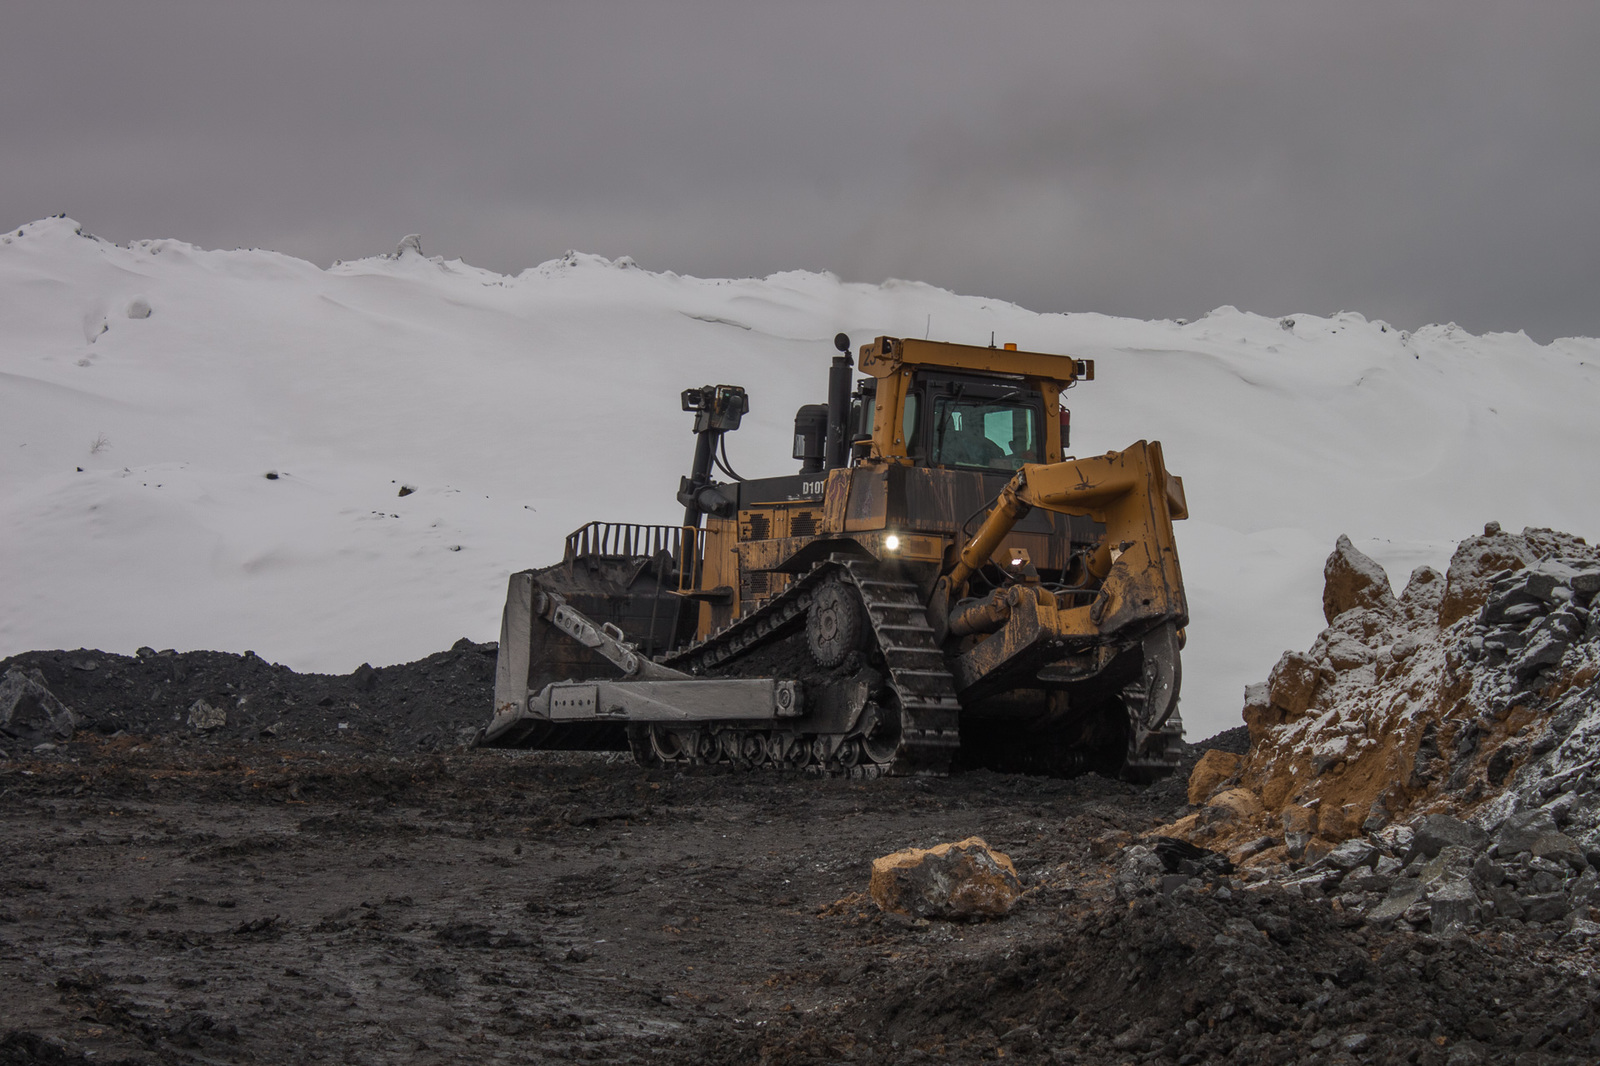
[884,534,901,551]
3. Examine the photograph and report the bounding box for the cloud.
[3,1,1596,339]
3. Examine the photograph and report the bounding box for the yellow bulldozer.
[479,334,1189,778]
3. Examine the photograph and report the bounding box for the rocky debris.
[0,667,79,747]
[1123,799,1600,944]
[802,839,1600,1066]
[1438,521,1540,627]
[868,836,1022,919]
[0,640,500,755]
[1172,525,1600,872]
[1161,522,1600,953]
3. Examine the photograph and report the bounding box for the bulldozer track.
[661,559,958,774]
[837,560,960,774]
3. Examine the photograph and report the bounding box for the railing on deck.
[562,521,703,593]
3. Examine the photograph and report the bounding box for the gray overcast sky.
[4,2,1598,340]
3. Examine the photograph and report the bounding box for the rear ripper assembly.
[480,334,1189,779]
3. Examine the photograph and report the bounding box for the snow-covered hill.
[3,216,1597,737]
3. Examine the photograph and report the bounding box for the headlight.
[884,534,901,551]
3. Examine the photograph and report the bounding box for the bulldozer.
[479,334,1189,778]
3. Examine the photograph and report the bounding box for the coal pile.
[0,640,498,759]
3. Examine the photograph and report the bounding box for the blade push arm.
[939,439,1188,638]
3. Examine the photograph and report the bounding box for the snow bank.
[2,216,1598,736]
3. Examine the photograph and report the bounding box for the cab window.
[931,396,1039,471]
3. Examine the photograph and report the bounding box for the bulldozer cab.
[846,337,1088,472]
[918,375,1042,471]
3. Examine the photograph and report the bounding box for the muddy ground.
[3,648,1599,1065]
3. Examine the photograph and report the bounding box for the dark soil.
[3,647,1597,1065]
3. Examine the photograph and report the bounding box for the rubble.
[0,641,499,756]
[1163,522,1600,941]
[868,836,1022,919]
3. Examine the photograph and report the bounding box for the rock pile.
[1257,810,1600,939]
[1164,523,1600,940]
[0,641,499,758]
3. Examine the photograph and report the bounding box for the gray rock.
[1412,814,1489,859]
[1513,628,1571,678]
[1321,839,1380,872]
[1498,809,1559,854]
[1470,854,1506,888]
[1430,879,1481,936]
[1530,831,1588,871]
[1526,561,1580,601]
[187,699,227,731]
[1345,871,1393,894]
[1523,893,1571,924]
[1483,626,1526,653]
[1572,567,1600,596]
[1489,885,1525,920]
[1420,846,1478,887]
[1366,881,1424,927]
[1545,606,1586,640]
[0,668,79,743]
[1501,601,1545,624]
[1401,899,1433,925]
[1564,916,1600,942]
[1118,845,1166,882]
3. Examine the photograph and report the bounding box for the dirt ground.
[4,649,1600,1065]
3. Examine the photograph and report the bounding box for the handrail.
[562,521,703,593]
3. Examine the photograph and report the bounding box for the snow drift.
[2,216,1597,737]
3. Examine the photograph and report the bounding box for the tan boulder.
[869,837,1022,919]
[1399,565,1446,620]
[1268,651,1322,717]
[1188,749,1243,805]
[1242,683,1282,744]
[1323,535,1396,623]
[1205,788,1265,824]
